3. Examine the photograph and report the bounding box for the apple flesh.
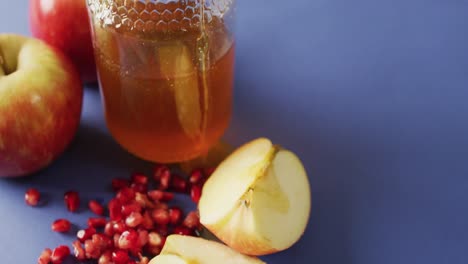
[29,0,97,83]
[149,235,265,264]
[198,138,312,256]
[0,34,83,177]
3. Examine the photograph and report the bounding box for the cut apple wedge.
[198,138,312,256]
[158,43,202,139]
[149,235,265,264]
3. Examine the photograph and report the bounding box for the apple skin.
[0,34,83,177]
[29,0,97,84]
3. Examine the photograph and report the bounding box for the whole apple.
[29,0,97,84]
[0,34,83,177]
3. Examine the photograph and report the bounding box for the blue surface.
[1,0,468,263]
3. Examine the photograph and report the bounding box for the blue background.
[1,0,468,263]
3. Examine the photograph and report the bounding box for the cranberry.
[51,245,70,264]
[51,219,71,233]
[89,200,105,216]
[64,191,80,212]
[38,248,52,264]
[88,217,107,228]
[25,188,41,207]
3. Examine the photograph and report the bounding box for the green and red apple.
[29,0,97,83]
[0,34,83,177]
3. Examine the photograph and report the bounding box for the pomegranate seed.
[98,250,113,264]
[112,178,130,192]
[169,206,183,225]
[51,245,70,263]
[51,219,71,233]
[189,169,204,185]
[38,248,52,264]
[121,202,142,216]
[190,184,202,203]
[89,200,105,216]
[141,211,154,229]
[159,170,171,190]
[113,233,120,248]
[72,240,86,261]
[92,233,113,251]
[84,239,100,259]
[139,256,150,264]
[108,199,123,221]
[112,249,130,264]
[116,187,136,203]
[154,202,170,210]
[25,188,41,207]
[104,221,114,236]
[183,211,200,229]
[64,191,80,212]
[126,211,143,228]
[204,167,216,176]
[151,208,170,225]
[147,232,164,247]
[173,226,193,236]
[147,190,174,202]
[131,172,149,185]
[88,217,107,228]
[131,183,148,193]
[138,229,149,247]
[155,225,169,236]
[135,192,155,208]
[153,165,170,181]
[77,227,97,243]
[113,220,127,234]
[170,175,188,192]
[118,230,139,249]
[146,245,161,255]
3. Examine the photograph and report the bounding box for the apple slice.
[150,254,188,264]
[158,43,202,139]
[198,138,312,256]
[149,235,265,264]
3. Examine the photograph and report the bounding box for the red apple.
[29,0,97,84]
[0,34,83,177]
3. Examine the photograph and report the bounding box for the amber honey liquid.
[90,1,235,163]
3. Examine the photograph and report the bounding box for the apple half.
[149,235,265,264]
[198,138,312,256]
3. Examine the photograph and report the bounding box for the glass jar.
[86,0,236,163]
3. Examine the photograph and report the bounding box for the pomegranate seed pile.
[27,165,211,264]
